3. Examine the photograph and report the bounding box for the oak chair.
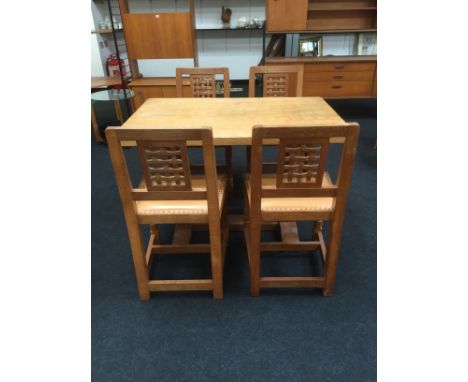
[246,65,305,166]
[176,67,233,190]
[244,123,360,297]
[106,126,229,300]
[248,65,304,97]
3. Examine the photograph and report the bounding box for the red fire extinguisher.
[106,54,127,88]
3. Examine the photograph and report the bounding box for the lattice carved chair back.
[249,65,304,97]
[250,124,360,209]
[176,68,230,98]
[277,138,329,189]
[137,141,192,191]
[106,127,220,213]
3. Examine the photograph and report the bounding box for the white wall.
[322,34,357,56]
[91,9,105,76]
[91,35,106,76]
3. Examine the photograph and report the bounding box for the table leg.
[91,103,104,143]
[114,99,123,125]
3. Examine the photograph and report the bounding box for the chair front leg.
[126,221,151,300]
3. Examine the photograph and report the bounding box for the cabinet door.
[123,13,194,59]
[267,0,308,32]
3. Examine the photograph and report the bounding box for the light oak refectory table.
[121,97,346,146]
[120,97,347,231]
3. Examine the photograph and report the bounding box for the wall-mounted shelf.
[308,6,377,11]
[266,28,376,34]
[91,28,123,34]
[306,0,377,31]
[307,0,376,8]
[196,21,265,32]
[196,26,264,32]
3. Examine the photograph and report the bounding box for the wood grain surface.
[122,97,345,146]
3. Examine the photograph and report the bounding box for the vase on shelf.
[221,6,232,26]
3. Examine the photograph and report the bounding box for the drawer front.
[304,70,374,82]
[303,80,373,97]
[304,62,376,73]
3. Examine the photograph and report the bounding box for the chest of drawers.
[266,57,377,98]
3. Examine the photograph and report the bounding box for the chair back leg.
[249,220,262,297]
[208,219,223,299]
[323,217,345,296]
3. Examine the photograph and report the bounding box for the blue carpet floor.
[92,98,377,381]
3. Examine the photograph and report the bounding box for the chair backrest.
[249,65,304,97]
[105,127,220,215]
[249,124,359,209]
[176,67,230,98]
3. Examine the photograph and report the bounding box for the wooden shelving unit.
[267,0,377,33]
[265,0,377,98]
[307,0,377,31]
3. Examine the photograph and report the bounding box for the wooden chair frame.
[245,124,360,297]
[248,65,304,97]
[246,65,305,168]
[176,67,233,191]
[106,126,229,300]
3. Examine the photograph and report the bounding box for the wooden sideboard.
[128,78,191,109]
[266,56,376,98]
[128,57,377,104]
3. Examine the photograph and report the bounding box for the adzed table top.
[122,97,346,145]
